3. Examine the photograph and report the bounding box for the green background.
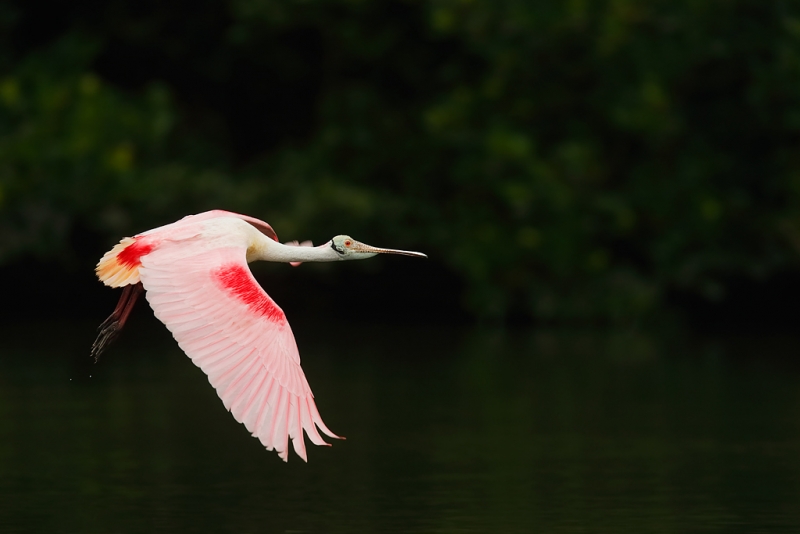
[2,0,800,325]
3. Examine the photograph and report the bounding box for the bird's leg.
[90,282,144,362]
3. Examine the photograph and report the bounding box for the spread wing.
[138,240,339,462]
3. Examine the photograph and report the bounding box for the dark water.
[2,320,800,533]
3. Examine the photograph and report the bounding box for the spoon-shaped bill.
[351,241,427,258]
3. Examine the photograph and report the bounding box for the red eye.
[344,240,352,247]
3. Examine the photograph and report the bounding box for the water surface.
[1,321,800,532]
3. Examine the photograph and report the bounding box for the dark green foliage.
[2,0,800,321]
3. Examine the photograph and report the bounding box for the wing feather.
[237,368,268,426]
[262,377,282,439]
[301,397,328,446]
[191,341,240,366]
[178,326,219,346]
[291,399,308,461]
[206,346,251,383]
[219,352,261,410]
[272,389,290,460]
[251,377,273,435]
[138,231,339,462]
[215,348,258,395]
[230,366,264,420]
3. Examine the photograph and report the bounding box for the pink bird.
[91,210,426,462]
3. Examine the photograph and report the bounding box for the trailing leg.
[90,283,143,362]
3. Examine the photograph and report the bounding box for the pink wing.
[138,237,339,462]
[143,210,279,242]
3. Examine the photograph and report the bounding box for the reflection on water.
[1,321,800,532]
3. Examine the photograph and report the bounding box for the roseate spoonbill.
[91,210,426,461]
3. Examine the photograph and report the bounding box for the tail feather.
[96,237,149,287]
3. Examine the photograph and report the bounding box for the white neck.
[252,237,340,263]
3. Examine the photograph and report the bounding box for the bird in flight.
[91,210,426,461]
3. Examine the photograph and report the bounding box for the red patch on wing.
[214,264,286,324]
[117,238,156,268]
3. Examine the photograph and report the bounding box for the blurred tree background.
[2,0,800,326]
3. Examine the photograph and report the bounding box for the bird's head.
[329,235,427,261]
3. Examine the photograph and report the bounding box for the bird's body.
[93,210,425,462]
